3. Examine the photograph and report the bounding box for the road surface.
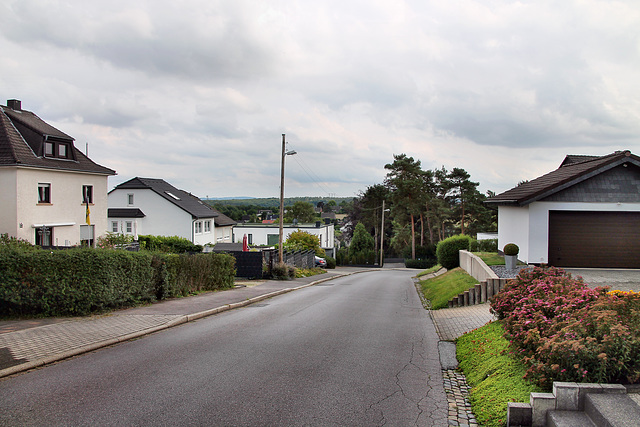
[0,270,447,426]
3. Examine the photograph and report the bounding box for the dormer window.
[43,138,72,159]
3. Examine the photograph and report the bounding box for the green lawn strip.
[456,321,542,427]
[416,264,442,277]
[474,252,505,266]
[419,267,478,309]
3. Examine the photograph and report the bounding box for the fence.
[282,249,315,269]
[447,277,510,308]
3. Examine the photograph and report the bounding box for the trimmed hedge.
[436,235,472,270]
[138,235,203,253]
[0,247,235,317]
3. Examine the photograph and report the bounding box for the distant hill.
[204,196,353,208]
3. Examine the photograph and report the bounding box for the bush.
[0,247,236,317]
[402,244,436,260]
[436,235,471,270]
[325,256,336,269]
[271,263,296,280]
[503,243,519,256]
[404,258,437,269]
[489,266,640,388]
[138,235,203,253]
[469,238,498,252]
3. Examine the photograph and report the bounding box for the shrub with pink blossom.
[489,266,640,388]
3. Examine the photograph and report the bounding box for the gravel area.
[490,265,530,278]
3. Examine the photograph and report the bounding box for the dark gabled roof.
[213,211,237,227]
[486,150,640,206]
[0,101,115,175]
[108,208,146,218]
[111,177,221,219]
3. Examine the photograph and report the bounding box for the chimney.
[7,99,21,111]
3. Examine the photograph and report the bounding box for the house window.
[82,185,93,204]
[126,221,133,233]
[38,183,51,204]
[194,221,203,234]
[204,220,211,233]
[111,221,119,233]
[35,226,53,246]
[128,194,134,205]
[248,234,253,245]
[45,142,54,156]
[58,144,68,158]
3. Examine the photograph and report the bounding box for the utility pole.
[279,134,286,264]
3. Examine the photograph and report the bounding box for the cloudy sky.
[2,0,639,198]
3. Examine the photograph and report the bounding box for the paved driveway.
[564,268,640,292]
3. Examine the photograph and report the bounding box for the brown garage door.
[548,211,640,268]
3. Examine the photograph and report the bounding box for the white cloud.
[1,0,639,198]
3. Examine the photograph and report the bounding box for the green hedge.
[436,235,472,270]
[0,247,235,317]
[138,235,203,253]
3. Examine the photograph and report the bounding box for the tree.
[284,201,316,223]
[284,230,325,257]
[384,154,424,260]
[349,222,375,263]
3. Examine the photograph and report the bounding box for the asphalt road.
[0,270,448,426]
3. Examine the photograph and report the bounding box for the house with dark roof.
[108,177,236,245]
[485,150,640,268]
[0,99,116,246]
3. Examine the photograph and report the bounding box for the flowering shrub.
[489,266,640,388]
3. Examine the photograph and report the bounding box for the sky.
[2,0,639,199]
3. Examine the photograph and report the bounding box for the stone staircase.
[507,382,640,426]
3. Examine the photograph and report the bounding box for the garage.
[548,211,640,268]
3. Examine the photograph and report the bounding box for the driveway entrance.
[564,268,640,292]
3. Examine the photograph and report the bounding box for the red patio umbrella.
[242,234,248,251]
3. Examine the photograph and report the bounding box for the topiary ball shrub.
[503,243,519,256]
[436,235,472,270]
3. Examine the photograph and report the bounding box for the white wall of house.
[498,205,530,263]
[108,188,216,245]
[214,225,233,244]
[0,167,109,246]
[233,224,335,250]
[499,201,640,264]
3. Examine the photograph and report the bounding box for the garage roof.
[485,150,640,206]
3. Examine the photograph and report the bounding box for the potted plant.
[503,243,519,270]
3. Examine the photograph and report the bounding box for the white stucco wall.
[215,225,233,244]
[499,201,640,264]
[497,205,530,263]
[233,224,335,250]
[0,169,18,237]
[108,187,216,245]
[1,167,109,246]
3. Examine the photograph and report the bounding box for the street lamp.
[279,134,296,264]
[379,200,390,267]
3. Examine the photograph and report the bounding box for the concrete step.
[547,410,597,427]
[585,393,640,427]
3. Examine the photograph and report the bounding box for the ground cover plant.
[491,266,640,388]
[416,264,442,277]
[457,321,542,427]
[418,267,478,309]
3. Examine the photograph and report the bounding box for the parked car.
[315,256,327,268]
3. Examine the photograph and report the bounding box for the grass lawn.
[418,267,479,309]
[474,252,505,266]
[457,321,542,427]
[416,264,442,277]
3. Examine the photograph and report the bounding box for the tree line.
[344,154,497,260]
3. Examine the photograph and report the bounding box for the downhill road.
[0,270,448,426]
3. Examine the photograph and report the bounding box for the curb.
[0,270,367,379]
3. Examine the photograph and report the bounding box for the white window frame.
[204,220,211,233]
[38,183,51,204]
[127,194,134,205]
[111,221,119,233]
[126,221,133,233]
[194,221,203,234]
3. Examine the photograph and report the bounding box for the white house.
[233,221,335,257]
[0,99,115,247]
[108,177,235,246]
[485,150,640,268]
